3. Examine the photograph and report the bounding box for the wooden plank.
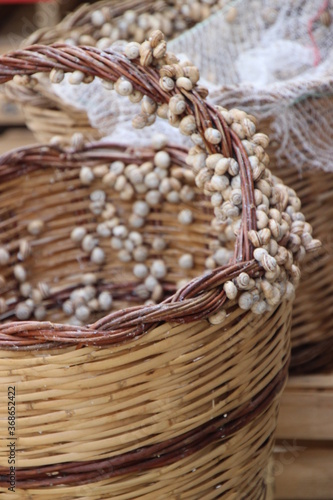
[276,375,333,440]
[274,444,333,499]
[286,374,333,390]
[0,128,35,154]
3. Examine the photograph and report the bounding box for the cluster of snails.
[62,284,113,326]
[60,1,229,49]
[0,232,50,321]
[67,135,239,323]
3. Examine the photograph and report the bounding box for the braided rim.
[0,44,262,349]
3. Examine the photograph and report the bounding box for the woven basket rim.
[24,0,161,47]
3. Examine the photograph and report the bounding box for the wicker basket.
[0,35,317,498]
[3,1,331,375]
[4,0,223,143]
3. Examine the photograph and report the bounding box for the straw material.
[0,306,290,497]
[0,38,311,497]
[0,139,292,497]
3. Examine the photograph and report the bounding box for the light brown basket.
[0,34,317,498]
[4,0,223,143]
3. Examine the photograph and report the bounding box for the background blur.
[0,0,95,151]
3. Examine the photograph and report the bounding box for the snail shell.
[242,117,256,138]
[179,115,196,136]
[176,77,193,91]
[153,41,167,59]
[132,113,148,129]
[261,253,277,272]
[183,65,200,84]
[141,96,157,115]
[238,292,253,310]
[149,29,164,48]
[204,127,222,145]
[160,65,176,78]
[114,78,133,96]
[252,133,269,149]
[169,94,186,115]
[206,154,223,170]
[268,219,282,241]
[209,309,227,325]
[223,281,238,300]
[125,42,140,59]
[159,76,175,91]
[248,230,262,248]
[236,272,255,290]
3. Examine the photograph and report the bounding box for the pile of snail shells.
[62,133,237,324]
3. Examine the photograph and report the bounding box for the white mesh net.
[170,0,333,171]
[51,0,333,170]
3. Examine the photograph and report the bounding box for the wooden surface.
[0,128,35,154]
[274,444,333,499]
[274,374,333,499]
[276,374,333,440]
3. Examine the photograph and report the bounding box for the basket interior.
[0,143,233,325]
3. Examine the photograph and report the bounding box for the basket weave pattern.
[0,139,290,497]
[0,37,315,497]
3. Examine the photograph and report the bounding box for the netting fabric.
[170,0,333,171]
[51,0,333,169]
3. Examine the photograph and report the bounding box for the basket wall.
[0,302,291,498]
[0,136,293,498]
